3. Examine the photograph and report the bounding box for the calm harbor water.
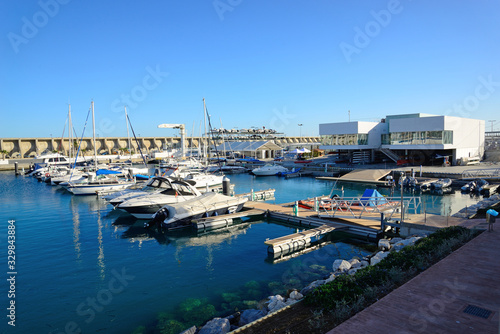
[0,171,483,333]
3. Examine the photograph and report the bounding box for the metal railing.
[461,168,500,179]
[315,195,422,220]
[379,148,399,162]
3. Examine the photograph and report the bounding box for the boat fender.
[45,172,50,177]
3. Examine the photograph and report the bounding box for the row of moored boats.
[26,152,248,230]
[400,175,491,194]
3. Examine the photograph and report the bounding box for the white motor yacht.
[105,176,188,206]
[116,178,203,219]
[149,192,248,230]
[251,164,289,176]
[164,167,224,192]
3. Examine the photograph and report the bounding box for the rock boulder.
[378,239,391,251]
[349,258,361,268]
[332,259,351,272]
[370,251,389,266]
[289,290,303,300]
[238,309,266,326]
[300,279,326,295]
[180,326,197,334]
[199,318,230,334]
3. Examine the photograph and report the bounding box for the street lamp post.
[298,124,303,142]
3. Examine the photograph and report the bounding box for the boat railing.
[316,195,422,220]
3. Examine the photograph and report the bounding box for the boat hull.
[163,202,246,229]
[66,182,135,195]
[121,204,164,219]
[252,165,288,176]
[152,192,248,230]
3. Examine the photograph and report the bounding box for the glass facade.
[321,134,369,146]
[381,130,453,145]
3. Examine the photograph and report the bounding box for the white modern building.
[319,114,485,165]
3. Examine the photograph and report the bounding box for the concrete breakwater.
[0,136,319,159]
[0,136,205,158]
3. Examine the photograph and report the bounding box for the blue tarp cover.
[96,169,121,176]
[236,158,262,162]
[360,189,388,206]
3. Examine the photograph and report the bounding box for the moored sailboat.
[64,101,136,195]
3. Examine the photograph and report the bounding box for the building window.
[357,134,368,145]
[320,135,333,145]
[321,134,368,146]
[382,131,453,145]
[443,130,453,144]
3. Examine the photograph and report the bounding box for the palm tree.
[0,149,8,160]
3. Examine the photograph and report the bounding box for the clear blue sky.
[1,0,499,139]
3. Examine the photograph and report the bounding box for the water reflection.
[119,220,169,245]
[69,193,109,212]
[112,215,138,227]
[173,223,251,247]
[118,218,252,248]
[419,189,481,216]
[70,197,81,261]
[97,209,106,280]
[69,194,107,279]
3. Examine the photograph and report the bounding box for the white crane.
[157,123,186,158]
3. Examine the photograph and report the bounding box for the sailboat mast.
[91,101,97,168]
[68,104,72,160]
[220,117,226,158]
[203,98,208,163]
[124,106,131,157]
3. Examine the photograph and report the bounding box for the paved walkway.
[327,228,500,334]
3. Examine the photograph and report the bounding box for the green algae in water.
[178,298,216,326]
[131,326,146,334]
[158,319,186,334]
[268,281,287,295]
[221,292,241,303]
[243,280,261,290]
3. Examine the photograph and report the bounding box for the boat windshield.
[143,178,172,191]
[171,182,196,195]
